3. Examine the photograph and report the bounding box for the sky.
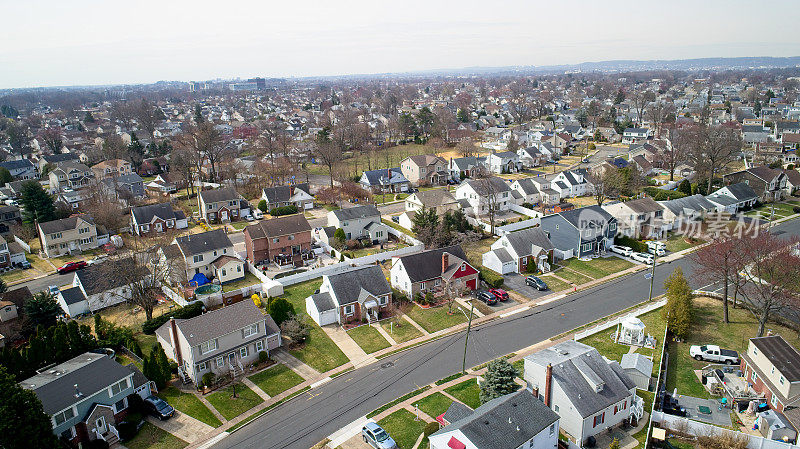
[2,0,799,89]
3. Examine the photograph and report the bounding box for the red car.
[57,261,87,274]
[489,288,509,301]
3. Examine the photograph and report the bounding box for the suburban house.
[155,300,281,384]
[49,161,94,192]
[55,259,141,317]
[39,152,79,172]
[783,169,800,196]
[57,188,92,211]
[20,352,149,446]
[485,151,521,173]
[172,229,244,283]
[482,227,553,275]
[524,340,641,446]
[0,234,27,269]
[517,146,546,168]
[400,154,449,186]
[428,390,560,449]
[130,202,188,236]
[327,205,388,244]
[706,182,759,213]
[622,127,651,144]
[404,188,459,215]
[198,187,251,223]
[658,194,717,230]
[539,205,617,260]
[359,168,410,193]
[449,156,482,179]
[37,214,101,258]
[0,159,37,180]
[0,205,21,233]
[391,245,478,298]
[510,178,541,205]
[244,214,313,266]
[455,177,518,216]
[91,159,133,180]
[551,169,594,198]
[723,166,788,202]
[100,173,146,200]
[305,265,392,326]
[260,183,315,211]
[602,197,666,239]
[740,335,800,428]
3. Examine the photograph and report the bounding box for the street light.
[459,302,475,374]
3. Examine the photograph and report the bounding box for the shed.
[758,409,797,443]
[620,353,653,390]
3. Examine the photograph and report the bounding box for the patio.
[674,394,732,427]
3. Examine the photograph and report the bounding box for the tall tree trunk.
[757,310,769,337]
[722,271,729,324]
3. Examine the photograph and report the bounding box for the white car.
[631,252,654,264]
[252,209,264,220]
[609,245,633,257]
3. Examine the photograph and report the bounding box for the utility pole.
[461,301,475,374]
[647,253,657,302]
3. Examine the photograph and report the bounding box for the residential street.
[208,218,800,449]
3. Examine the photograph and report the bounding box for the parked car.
[17,259,31,269]
[86,255,108,266]
[609,245,633,257]
[689,344,740,364]
[646,240,666,256]
[631,252,654,264]
[581,158,590,163]
[57,261,87,274]
[252,209,264,220]
[245,214,255,221]
[525,276,548,291]
[391,215,400,223]
[362,422,398,449]
[488,288,509,301]
[475,290,499,305]
[143,395,175,420]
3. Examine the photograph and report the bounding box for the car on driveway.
[362,422,398,449]
[525,276,548,291]
[475,290,499,305]
[17,259,31,269]
[488,288,509,301]
[57,261,87,274]
[143,395,175,420]
[631,252,654,264]
[609,245,633,257]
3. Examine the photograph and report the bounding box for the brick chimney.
[531,386,539,399]
[544,363,553,407]
[442,252,449,274]
[289,185,295,197]
[170,318,183,367]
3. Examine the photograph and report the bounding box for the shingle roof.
[59,286,87,305]
[331,204,380,221]
[0,159,34,171]
[245,214,311,240]
[625,197,663,214]
[464,177,511,196]
[360,168,408,186]
[327,266,391,306]
[132,202,183,224]
[751,335,800,382]
[783,169,800,186]
[430,390,559,448]
[262,183,311,204]
[396,245,470,282]
[504,227,553,257]
[441,401,473,424]
[75,258,143,296]
[747,166,783,183]
[408,188,457,208]
[309,292,336,312]
[558,205,614,229]
[514,178,539,195]
[175,229,233,257]
[719,182,759,202]
[621,353,653,376]
[199,187,241,204]
[162,300,269,347]
[38,214,94,235]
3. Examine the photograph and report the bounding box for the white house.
[482,227,553,275]
[485,151,521,174]
[622,128,651,144]
[326,204,389,244]
[305,266,392,326]
[54,259,141,317]
[551,169,594,198]
[455,177,518,216]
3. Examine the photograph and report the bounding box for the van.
[646,240,666,256]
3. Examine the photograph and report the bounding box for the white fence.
[246,263,284,297]
[509,203,542,218]
[495,217,542,236]
[573,298,667,341]
[386,227,423,246]
[162,286,192,307]
[652,410,799,449]
[13,235,30,253]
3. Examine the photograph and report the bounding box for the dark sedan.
[144,395,175,420]
[475,290,498,305]
[525,276,548,291]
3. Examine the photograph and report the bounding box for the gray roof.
[514,178,539,195]
[751,336,800,382]
[451,156,478,171]
[107,173,143,185]
[132,202,185,224]
[60,286,86,305]
[327,266,391,306]
[408,188,457,208]
[492,247,513,263]
[245,214,311,239]
[465,177,511,196]
[160,300,271,347]
[175,229,233,257]
[558,205,614,229]
[396,245,470,282]
[0,159,34,171]
[199,187,241,204]
[20,352,133,415]
[38,214,94,235]
[720,182,759,202]
[360,168,408,186]
[504,227,553,257]
[75,258,144,296]
[659,194,716,215]
[620,353,653,376]
[309,292,336,312]
[441,400,473,424]
[525,340,636,418]
[430,390,559,448]
[624,197,663,214]
[706,194,738,207]
[331,204,380,221]
[262,183,311,203]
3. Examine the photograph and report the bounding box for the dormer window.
[200,339,218,354]
[242,323,258,338]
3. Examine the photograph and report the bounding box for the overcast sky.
[2,0,799,89]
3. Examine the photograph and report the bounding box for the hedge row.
[614,235,648,253]
[142,302,204,334]
[269,205,298,216]
[642,186,686,201]
[479,267,504,288]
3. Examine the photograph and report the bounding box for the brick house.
[390,245,478,298]
[722,166,788,202]
[130,202,188,236]
[243,214,312,266]
[740,335,800,427]
[305,265,392,326]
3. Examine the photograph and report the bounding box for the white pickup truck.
[689,344,740,364]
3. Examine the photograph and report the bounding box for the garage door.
[501,261,516,274]
[466,278,477,290]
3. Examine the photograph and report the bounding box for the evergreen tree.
[66,320,85,355]
[0,167,12,185]
[663,266,694,339]
[153,344,172,388]
[128,132,145,172]
[457,108,470,123]
[479,358,520,404]
[194,104,204,124]
[84,111,95,123]
[23,292,59,328]
[0,366,60,449]
[678,179,692,196]
[19,181,56,224]
[52,324,69,362]
[267,298,295,326]
[0,278,6,294]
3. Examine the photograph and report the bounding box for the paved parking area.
[503,273,550,301]
[676,395,732,427]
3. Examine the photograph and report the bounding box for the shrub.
[267,298,295,325]
[615,235,648,253]
[794,206,800,214]
[269,205,298,216]
[202,372,216,387]
[345,239,362,250]
[643,186,685,201]
[117,421,139,441]
[423,421,439,437]
[258,351,269,363]
[258,199,268,212]
[126,394,145,415]
[142,302,204,334]
[479,268,504,288]
[414,292,424,304]
[521,202,534,209]
[588,142,596,150]
[424,291,434,305]
[280,314,310,343]
[391,288,409,304]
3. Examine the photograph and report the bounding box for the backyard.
[221,272,261,292]
[405,304,468,334]
[157,386,222,427]
[347,324,392,353]
[247,364,305,397]
[204,383,264,420]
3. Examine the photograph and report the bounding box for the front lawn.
[247,364,305,397]
[557,257,635,280]
[537,274,572,292]
[221,272,261,292]
[551,268,593,285]
[157,386,222,428]
[665,233,704,253]
[405,305,467,334]
[347,325,392,354]
[124,422,188,449]
[380,319,423,343]
[204,383,264,420]
[444,379,481,409]
[378,409,429,449]
[415,392,453,420]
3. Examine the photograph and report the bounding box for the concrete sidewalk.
[321,325,374,366]
[270,349,321,380]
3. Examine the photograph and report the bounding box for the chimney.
[531,386,539,399]
[544,363,553,407]
[170,318,183,367]
[442,252,449,274]
[289,185,295,197]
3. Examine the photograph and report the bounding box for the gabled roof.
[59,286,86,305]
[659,194,716,215]
[504,227,553,257]
[327,266,391,306]
[783,169,800,186]
[740,166,784,183]
[262,183,311,203]
[451,157,478,171]
[38,214,94,235]
[716,182,758,202]
[396,245,470,282]
[430,390,559,449]
[309,292,336,312]
[331,204,380,221]
[175,229,233,257]
[199,187,241,204]
[621,353,654,376]
[750,335,800,382]
[75,258,144,296]
[463,177,511,196]
[161,300,269,347]
[361,168,408,186]
[557,205,614,229]
[245,214,311,240]
[513,178,539,195]
[132,202,184,224]
[624,197,663,214]
[407,188,457,208]
[0,159,34,171]
[405,154,446,168]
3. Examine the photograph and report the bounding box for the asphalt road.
[214,217,800,449]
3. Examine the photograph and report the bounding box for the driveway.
[502,273,550,301]
[146,411,214,444]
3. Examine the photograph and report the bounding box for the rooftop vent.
[73,384,83,398]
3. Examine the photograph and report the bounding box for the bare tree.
[691,235,749,323]
[685,124,742,194]
[665,129,690,182]
[474,173,501,234]
[457,139,477,158]
[508,81,532,124]
[174,122,229,183]
[313,127,343,187]
[133,98,161,143]
[38,127,63,154]
[631,90,654,126]
[593,168,619,206]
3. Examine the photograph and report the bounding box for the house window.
[434,279,441,286]
[288,235,295,241]
[200,339,218,354]
[110,378,128,396]
[60,427,76,440]
[255,340,264,352]
[216,356,225,368]
[237,265,242,272]
[460,264,465,271]
[53,408,76,426]
[114,398,127,414]
[272,238,279,243]
[550,424,555,436]
[554,404,559,413]
[752,371,759,382]
[344,304,355,315]
[780,376,785,385]
[193,254,204,263]
[379,296,388,306]
[240,346,249,358]
[243,323,258,338]
[221,268,226,276]
[213,250,217,257]
[593,412,605,427]
[771,395,778,407]
[197,361,207,371]
[753,346,758,356]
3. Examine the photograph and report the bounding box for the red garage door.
[466,278,477,290]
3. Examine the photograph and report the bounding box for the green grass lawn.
[135,333,157,357]
[557,257,635,280]
[551,268,593,285]
[578,308,666,376]
[665,296,800,399]
[378,409,429,449]
[665,233,704,253]
[247,364,305,396]
[348,325,392,354]
[124,421,188,449]
[204,383,264,420]
[278,279,323,312]
[381,319,423,343]
[632,389,655,446]
[513,359,524,377]
[444,379,481,409]
[414,392,453,420]
[461,237,499,267]
[157,386,222,428]
[537,274,572,292]
[221,272,261,292]
[405,305,467,334]
[115,353,142,371]
[382,218,416,237]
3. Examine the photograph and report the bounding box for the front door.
[95,416,107,435]
[221,211,229,221]
[228,352,236,367]
[156,222,163,232]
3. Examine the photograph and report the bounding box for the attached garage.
[306,292,338,326]
[482,248,517,274]
[466,278,477,290]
